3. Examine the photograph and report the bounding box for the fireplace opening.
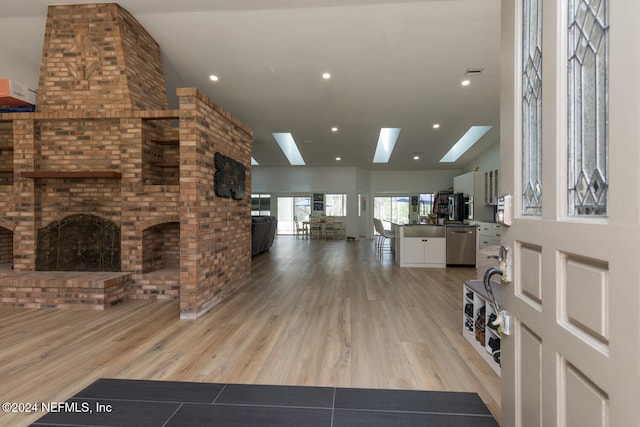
[35,214,121,272]
[135,221,180,300]
[142,222,179,274]
[0,226,12,268]
[0,121,13,186]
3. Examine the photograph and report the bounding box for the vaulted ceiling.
[0,0,501,170]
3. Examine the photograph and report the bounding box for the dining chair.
[335,221,346,240]
[294,216,308,240]
[309,219,322,239]
[324,216,336,239]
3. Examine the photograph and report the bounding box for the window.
[373,196,410,227]
[418,193,435,218]
[567,0,609,216]
[325,194,347,216]
[251,194,271,216]
[276,196,311,235]
[293,197,311,221]
[522,0,543,215]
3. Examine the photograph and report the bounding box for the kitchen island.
[393,224,478,268]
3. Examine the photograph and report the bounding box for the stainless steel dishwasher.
[446,226,477,265]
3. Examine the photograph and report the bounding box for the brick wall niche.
[0,3,252,318]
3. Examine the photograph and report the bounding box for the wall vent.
[465,68,484,76]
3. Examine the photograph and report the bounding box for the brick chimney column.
[11,119,38,271]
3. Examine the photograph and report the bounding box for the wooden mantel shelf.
[21,171,122,179]
[150,139,179,145]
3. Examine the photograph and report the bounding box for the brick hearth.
[0,4,252,318]
[0,266,130,310]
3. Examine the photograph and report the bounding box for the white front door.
[500,0,640,425]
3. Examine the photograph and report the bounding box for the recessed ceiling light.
[322,72,331,79]
[331,127,338,132]
[440,125,492,163]
[373,128,401,163]
[461,79,471,86]
[413,155,420,160]
[209,74,219,82]
[433,123,440,129]
[336,157,341,161]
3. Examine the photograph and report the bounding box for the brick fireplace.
[0,3,252,319]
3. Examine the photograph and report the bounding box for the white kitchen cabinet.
[453,171,480,196]
[396,226,446,268]
[401,237,446,267]
[463,280,501,376]
[484,169,500,205]
[453,172,474,196]
[477,222,493,249]
[476,221,500,249]
[492,223,501,244]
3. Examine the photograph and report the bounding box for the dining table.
[302,220,344,239]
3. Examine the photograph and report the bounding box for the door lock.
[499,245,512,283]
[488,245,512,283]
[496,194,512,226]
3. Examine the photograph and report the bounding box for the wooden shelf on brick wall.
[21,171,122,179]
[150,139,179,145]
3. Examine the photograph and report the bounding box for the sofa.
[251,216,277,256]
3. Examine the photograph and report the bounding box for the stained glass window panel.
[522,0,543,215]
[567,0,608,216]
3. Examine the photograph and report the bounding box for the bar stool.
[373,218,395,259]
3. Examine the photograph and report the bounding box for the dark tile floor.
[31,379,499,426]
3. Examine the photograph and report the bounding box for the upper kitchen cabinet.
[453,172,474,196]
[454,171,495,222]
[484,169,499,205]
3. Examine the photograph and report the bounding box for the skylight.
[272,133,306,166]
[373,128,401,163]
[439,126,492,163]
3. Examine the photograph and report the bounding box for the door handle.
[483,267,511,335]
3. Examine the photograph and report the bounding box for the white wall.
[252,166,357,193]
[0,17,44,89]
[370,169,461,194]
[460,142,500,173]
[355,167,371,237]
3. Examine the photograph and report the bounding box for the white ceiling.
[0,0,501,170]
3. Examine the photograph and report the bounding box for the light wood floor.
[0,236,501,426]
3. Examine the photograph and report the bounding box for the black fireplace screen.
[36,214,120,271]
